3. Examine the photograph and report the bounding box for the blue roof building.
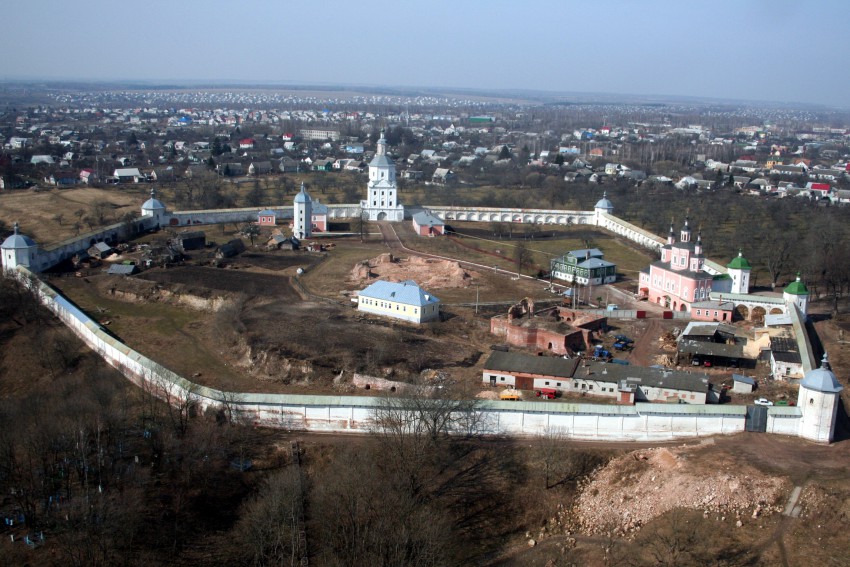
[357,280,441,323]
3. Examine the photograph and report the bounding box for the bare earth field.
[139,265,304,297]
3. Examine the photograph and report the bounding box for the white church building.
[360,130,404,222]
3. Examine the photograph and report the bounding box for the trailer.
[535,388,558,399]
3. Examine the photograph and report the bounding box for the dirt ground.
[349,252,479,290]
[138,265,303,297]
[0,186,148,244]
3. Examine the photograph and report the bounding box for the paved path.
[782,485,803,518]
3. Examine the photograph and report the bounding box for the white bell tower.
[293,183,313,239]
[727,249,751,294]
[361,130,404,221]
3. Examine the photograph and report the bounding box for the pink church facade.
[638,219,714,312]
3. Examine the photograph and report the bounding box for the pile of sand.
[572,447,788,536]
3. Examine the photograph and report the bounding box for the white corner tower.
[783,273,809,317]
[293,182,313,239]
[727,249,751,294]
[1,222,39,272]
[361,130,404,222]
[797,353,843,443]
[594,191,614,225]
[141,187,167,227]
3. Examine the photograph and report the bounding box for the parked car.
[613,335,634,344]
[754,398,774,406]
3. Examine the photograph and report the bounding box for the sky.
[3,0,849,107]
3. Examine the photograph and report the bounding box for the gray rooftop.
[483,351,580,379]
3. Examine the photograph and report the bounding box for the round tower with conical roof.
[783,273,809,316]
[1,222,39,271]
[594,191,613,225]
[727,249,751,294]
[797,353,843,442]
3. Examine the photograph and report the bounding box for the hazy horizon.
[4,0,849,109]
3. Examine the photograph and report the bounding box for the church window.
[809,398,814,405]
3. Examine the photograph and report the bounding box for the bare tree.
[240,223,261,246]
[236,467,305,567]
[514,241,534,276]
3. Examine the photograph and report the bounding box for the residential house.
[278,156,299,173]
[217,162,244,176]
[432,168,456,184]
[113,168,144,183]
[810,168,845,181]
[30,155,55,165]
[344,160,366,173]
[623,170,647,183]
[311,158,334,172]
[248,161,272,175]
[771,164,807,176]
[79,169,96,184]
[402,170,424,181]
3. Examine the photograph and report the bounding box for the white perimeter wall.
[12,267,810,442]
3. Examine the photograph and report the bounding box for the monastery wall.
[13,266,807,443]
